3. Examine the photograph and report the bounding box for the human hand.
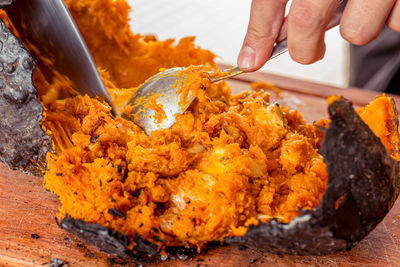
[238,0,400,71]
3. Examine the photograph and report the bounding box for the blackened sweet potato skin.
[0,17,52,176]
[56,217,131,257]
[225,98,400,255]
[58,216,217,260]
[58,98,400,257]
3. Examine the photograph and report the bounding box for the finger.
[287,0,339,64]
[387,0,400,32]
[340,0,396,45]
[277,17,288,42]
[238,0,288,71]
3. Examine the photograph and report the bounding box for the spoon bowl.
[123,67,190,135]
[125,0,348,135]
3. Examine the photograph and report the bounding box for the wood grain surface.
[1,71,400,266]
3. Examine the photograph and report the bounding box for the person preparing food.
[238,0,400,93]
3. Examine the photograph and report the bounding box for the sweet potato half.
[0,0,399,260]
[54,96,400,258]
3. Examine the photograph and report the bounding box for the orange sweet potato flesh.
[2,0,399,254]
[42,64,328,251]
[64,0,216,89]
[357,96,400,160]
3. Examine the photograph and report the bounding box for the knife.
[6,0,115,111]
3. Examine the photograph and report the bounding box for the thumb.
[238,0,288,72]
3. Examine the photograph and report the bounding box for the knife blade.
[6,0,114,111]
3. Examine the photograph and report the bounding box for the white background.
[127,0,349,87]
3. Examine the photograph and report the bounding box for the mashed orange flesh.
[1,0,398,253]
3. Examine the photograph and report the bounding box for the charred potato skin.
[58,98,400,257]
[58,217,198,260]
[0,15,52,176]
[226,98,400,255]
[56,217,132,257]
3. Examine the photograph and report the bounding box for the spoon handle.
[210,66,243,82]
[212,0,348,83]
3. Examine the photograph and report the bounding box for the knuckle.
[290,1,324,31]
[340,24,372,46]
[246,25,276,44]
[294,54,318,65]
[387,3,400,32]
[289,47,320,65]
[388,21,400,33]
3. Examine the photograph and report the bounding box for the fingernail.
[238,46,256,70]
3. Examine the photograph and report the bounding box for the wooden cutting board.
[1,69,400,267]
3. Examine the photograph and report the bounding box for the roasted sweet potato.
[0,0,399,260]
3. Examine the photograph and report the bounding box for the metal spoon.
[125,0,348,135]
